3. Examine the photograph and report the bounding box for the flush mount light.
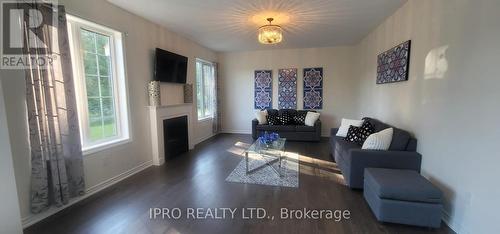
[258,18,283,44]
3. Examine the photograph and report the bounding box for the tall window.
[67,15,130,154]
[196,59,215,120]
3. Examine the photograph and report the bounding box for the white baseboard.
[441,208,460,233]
[194,133,216,145]
[21,160,153,228]
[221,129,251,134]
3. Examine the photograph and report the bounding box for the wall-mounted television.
[154,48,188,84]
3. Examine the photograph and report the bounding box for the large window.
[67,15,130,154]
[196,59,215,120]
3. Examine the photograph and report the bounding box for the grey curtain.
[212,62,221,134]
[22,3,85,213]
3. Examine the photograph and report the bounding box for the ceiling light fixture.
[258,18,283,44]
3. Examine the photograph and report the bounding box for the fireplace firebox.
[163,115,189,160]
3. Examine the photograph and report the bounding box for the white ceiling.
[107,0,407,52]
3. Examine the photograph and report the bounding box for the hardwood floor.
[25,134,454,234]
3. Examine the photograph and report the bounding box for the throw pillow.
[278,111,293,125]
[345,125,361,143]
[304,112,320,126]
[362,128,394,150]
[356,121,375,145]
[293,111,307,125]
[336,118,364,137]
[267,112,281,125]
[255,110,268,124]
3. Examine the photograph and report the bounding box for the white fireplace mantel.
[148,103,194,166]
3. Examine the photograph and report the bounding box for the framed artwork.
[278,68,297,109]
[303,67,323,110]
[254,70,273,109]
[377,40,411,84]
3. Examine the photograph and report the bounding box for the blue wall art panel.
[377,40,411,84]
[303,67,323,110]
[254,70,273,109]
[278,68,297,109]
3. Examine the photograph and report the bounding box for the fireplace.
[163,115,189,160]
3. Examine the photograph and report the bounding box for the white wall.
[355,0,500,233]
[218,47,358,136]
[0,79,23,233]
[1,0,216,222]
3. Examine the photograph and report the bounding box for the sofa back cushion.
[363,117,413,151]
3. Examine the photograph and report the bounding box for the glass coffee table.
[245,138,286,177]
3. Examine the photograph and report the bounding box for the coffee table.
[245,138,286,177]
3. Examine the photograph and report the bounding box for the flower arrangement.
[258,131,280,147]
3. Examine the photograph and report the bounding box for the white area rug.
[225,152,299,188]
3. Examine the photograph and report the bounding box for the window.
[196,59,215,120]
[67,15,130,154]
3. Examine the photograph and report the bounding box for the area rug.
[225,152,299,188]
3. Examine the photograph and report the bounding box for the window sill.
[82,137,132,156]
[198,117,213,123]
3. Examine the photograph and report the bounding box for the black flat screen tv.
[154,48,188,83]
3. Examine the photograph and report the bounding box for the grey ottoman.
[363,168,443,228]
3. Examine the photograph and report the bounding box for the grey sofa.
[330,117,422,189]
[252,109,321,142]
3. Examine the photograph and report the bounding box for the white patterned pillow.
[336,118,364,137]
[362,128,393,150]
[305,112,320,126]
[255,110,268,124]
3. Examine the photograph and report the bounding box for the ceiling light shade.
[258,18,283,44]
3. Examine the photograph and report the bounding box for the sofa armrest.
[314,119,321,140]
[347,149,422,188]
[252,119,259,139]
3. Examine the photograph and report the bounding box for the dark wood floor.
[25,134,454,234]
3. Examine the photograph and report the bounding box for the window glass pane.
[101,97,115,116]
[95,34,110,55]
[85,75,99,97]
[89,117,102,141]
[98,55,110,76]
[87,97,101,119]
[99,76,112,97]
[83,52,97,75]
[102,115,117,138]
[80,30,95,53]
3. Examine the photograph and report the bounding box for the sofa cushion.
[256,124,296,132]
[296,125,316,132]
[335,138,361,161]
[363,118,411,151]
[364,168,443,204]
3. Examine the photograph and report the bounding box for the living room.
[0,0,498,233]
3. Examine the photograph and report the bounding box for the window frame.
[67,15,131,155]
[196,58,215,121]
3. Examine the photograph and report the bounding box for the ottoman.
[363,168,443,228]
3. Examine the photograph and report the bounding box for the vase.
[148,81,161,106]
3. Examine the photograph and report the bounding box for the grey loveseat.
[252,109,321,142]
[330,117,422,189]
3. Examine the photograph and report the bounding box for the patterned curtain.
[212,62,221,134]
[21,3,85,214]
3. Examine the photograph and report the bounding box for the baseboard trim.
[21,160,153,228]
[221,129,251,134]
[441,208,459,233]
[194,133,216,145]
